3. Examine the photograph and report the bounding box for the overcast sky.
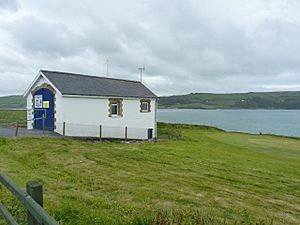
[1,0,300,96]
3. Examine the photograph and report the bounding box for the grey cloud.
[0,0,19,11]
[1,0,300,96]
[85,23,125,55]
[5,16,85,58]
[6,16,130,59]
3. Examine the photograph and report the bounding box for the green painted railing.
[0,171,59,225]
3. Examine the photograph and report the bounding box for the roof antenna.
[138,57,145,82]
[106,59,109,77]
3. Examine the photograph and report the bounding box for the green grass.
[0,123,299,225]
[0,110,27,126]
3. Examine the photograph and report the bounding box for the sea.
[157,109,300,137]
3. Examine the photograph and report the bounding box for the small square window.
[140,100,151,113]
[109,98,123,117]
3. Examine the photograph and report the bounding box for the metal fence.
[0,118,44,137]
[56,122,153,140]
[1,117,154,140]
[0,120,24,137]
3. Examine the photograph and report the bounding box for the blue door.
[33,88,54,130]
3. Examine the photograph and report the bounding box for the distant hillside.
[159,91,300,109]
[0,95,26,109]
[2,91,300,109]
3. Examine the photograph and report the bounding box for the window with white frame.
[141,102,148,111]
[140,99,151,113]
[111,103,118,115]
[109,98,123,117]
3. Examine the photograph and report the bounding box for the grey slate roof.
[41,70,157,98]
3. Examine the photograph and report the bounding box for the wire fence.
[0,117,46,137]
[0,120,26,128]
[56,122,153,140]
[0,117,154,140]
[0,117,45,128]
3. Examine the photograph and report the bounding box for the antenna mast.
[138,57,145,82]
[106,59,109,77]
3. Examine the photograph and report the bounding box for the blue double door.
[33,88,54,130]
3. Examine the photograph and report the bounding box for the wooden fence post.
[99,125,102,142]
[0,171,59,225]
[125,126,128,141]
[26,181,43,225]
[15,121,19,137]
[63,122,66,136]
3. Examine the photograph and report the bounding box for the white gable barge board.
[23,71,62,98]
[25,75,63,129]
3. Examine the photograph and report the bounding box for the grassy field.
[0,122,299,225]
[0,110,26,123]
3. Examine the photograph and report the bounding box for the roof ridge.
[40,70,142,84]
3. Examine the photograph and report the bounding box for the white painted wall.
[54,93,63,133]
[56,96,157,139]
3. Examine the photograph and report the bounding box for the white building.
[23,70,158,140]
